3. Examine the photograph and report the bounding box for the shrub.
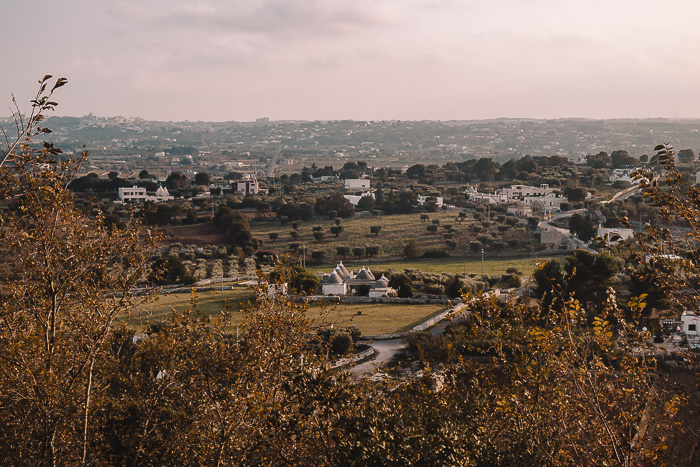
[403,239,422,259]
[366,245,380,257]
[423,248,448,258]
[311,250,326,262]
[423,284,445,295]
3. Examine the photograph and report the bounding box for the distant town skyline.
[3,0,700,122]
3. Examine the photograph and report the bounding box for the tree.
[311,250,326,262]
[315,193,354,218]
[330,225,344,237]
[194,171,210,186]
[150,257,196,285]
[445,275,466,298]
[403,239,422,258]
[610,150,637,168]
[568,213,596,242]
[356,195,375,210]
[564,250,619,314]
[0,77,158,464]
[677,148,695,163]
[389,273,413,298]
[564,186,588,204]
[352,247,365,258]
[214,207,254,249]
[370,225,382,236]
[406,164,425,179]
[165,171,188,190]
[366,245,380,257]
[533,259,565,315]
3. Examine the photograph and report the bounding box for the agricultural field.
[121,286,446,335]
[122,286,255,330]
[305,254,566,279]
[311,302,446,335]
[250,210,532,260]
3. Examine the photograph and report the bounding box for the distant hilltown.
[8,115,700,178]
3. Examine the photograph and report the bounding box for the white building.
[466,186,508,204]
[369,274,395,298]
[417,196,444,208]
[501,184,555,201]
[680,311,700,337]
[609,168,641,185]
[118,186,147,203]
[344,192,375,207]
[117,185,173,203]
[320,263,395,297]
[507,205,532,217]
[596,226,635,243]
[321,262,351,295]
[523,192,565,211]
[344,178,370,191]
[231,177,259,195]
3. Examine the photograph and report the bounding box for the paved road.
[349,305,470,379]
[349,337,405,378]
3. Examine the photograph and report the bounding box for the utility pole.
[481,248,485,281]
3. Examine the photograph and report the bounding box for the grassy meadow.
[121,286,446,335]
[304,255,564,278]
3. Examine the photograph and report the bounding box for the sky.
[2,0,700,121]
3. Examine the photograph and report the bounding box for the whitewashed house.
[118,186,148,203]
[344,178,370,191]
[681,311,700,338]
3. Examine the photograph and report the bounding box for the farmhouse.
[680,311,700,338]
[320,263,396,297]
[344,192,375,207]
[117,185,173,203]
[596,225,634,243]
[344,178,370,191]
[231,177,259,195]
[468,183,565,216]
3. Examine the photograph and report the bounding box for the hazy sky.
[2,0,700,121]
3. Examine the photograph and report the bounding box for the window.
[689,324,697,332]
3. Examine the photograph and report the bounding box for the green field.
[122,286,446,335]
[305,254,565,278]
[308,302,446,335]
[123,287,256,329]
